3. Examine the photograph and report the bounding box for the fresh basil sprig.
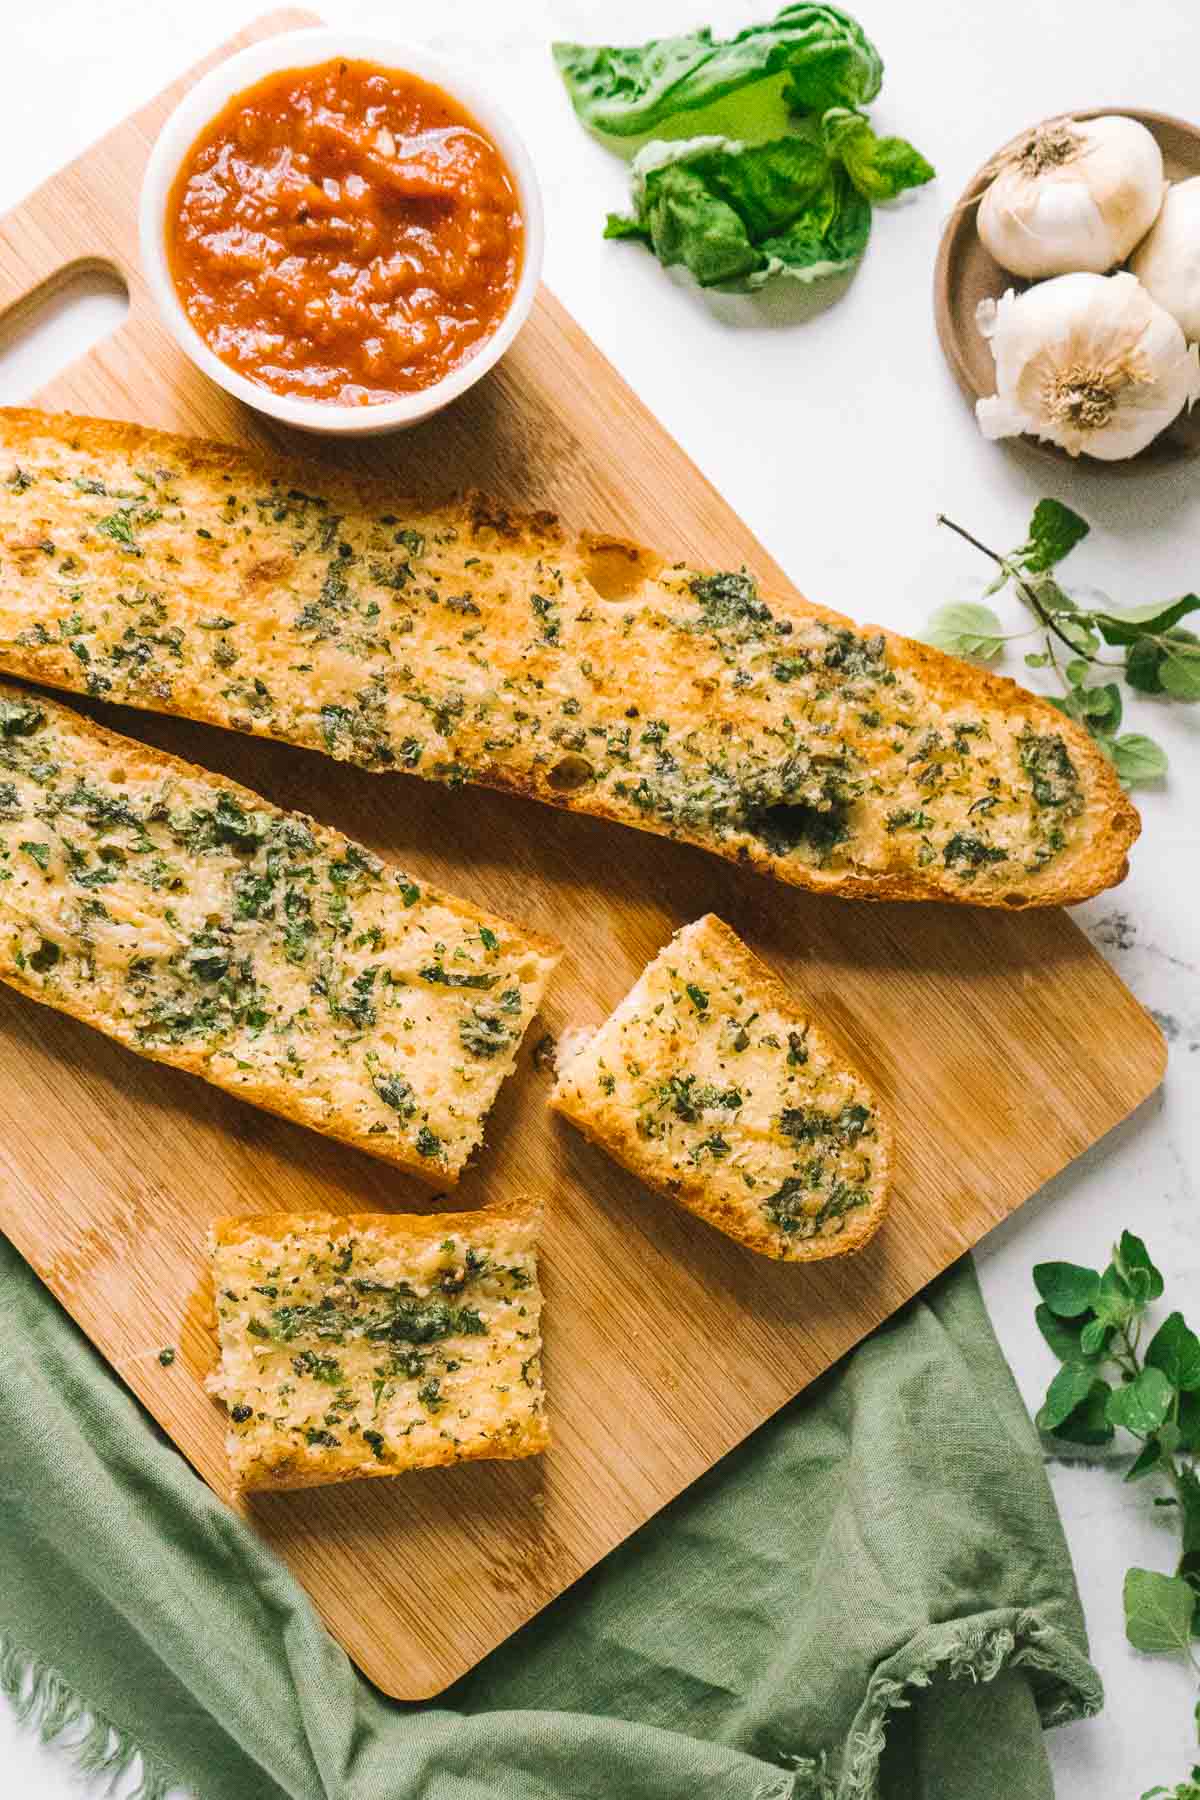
[556,6,933,293]
[928,499,1200,787]
[552,4,884,138]
[1034,1234,1200,1799]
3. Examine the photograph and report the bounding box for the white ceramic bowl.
[138,29,544,436]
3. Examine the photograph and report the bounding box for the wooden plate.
[933,106,1200,469]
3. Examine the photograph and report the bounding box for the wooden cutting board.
[0,11,1166,1700]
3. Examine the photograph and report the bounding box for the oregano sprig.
[926,498,1200,788]
[1034,1233,1200,1799]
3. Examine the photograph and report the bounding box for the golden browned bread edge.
[551,915,892,1263]
[0,408,1139,907]
[236,1422,550,1492]
[211,1197,549,1491]
[0,679,560,1184]
[210,1194,544,1247]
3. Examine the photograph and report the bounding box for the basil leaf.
[1019,499,1090,573]
[1123,1567,1197,1655]
[552,4,883,139]
[608,136,871,290]
[820,107,934,200]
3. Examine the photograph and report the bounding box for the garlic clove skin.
[978,115,1164,280]
[976,270,1200,460]
[1129,175,1200,342]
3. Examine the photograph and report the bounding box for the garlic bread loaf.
[551,914,890,1261]
[0,681,558,1180]
[0,408,1137,906]
[208,1199,547,1490]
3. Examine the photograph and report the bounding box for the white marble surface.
[1,1,1198,1794]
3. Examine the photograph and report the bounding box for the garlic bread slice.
[0,407,1137,907]
[552,915,890,1261]
[208,1199,547,1491]
[0,681,558,1180]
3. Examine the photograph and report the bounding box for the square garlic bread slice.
[552,915,891,1262]
[0,681,558,1182]
[208,1200,547,1490]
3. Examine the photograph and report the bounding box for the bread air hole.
[547,753,594,793]
[580,537,658,601]
[748,800,851,859]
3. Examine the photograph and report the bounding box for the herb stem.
[935,513,1005,566]
[936,513,1095,663]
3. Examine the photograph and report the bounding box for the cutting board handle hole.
[0,260,129,403]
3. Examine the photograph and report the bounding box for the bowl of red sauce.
[139,30,543,434]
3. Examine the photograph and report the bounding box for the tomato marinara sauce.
[166,60,524,405]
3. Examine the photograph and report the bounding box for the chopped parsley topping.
[459,1004,515,1058]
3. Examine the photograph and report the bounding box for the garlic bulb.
[1130,176,1200,342]
[976,270,1200,460]
[978,115,1164,279]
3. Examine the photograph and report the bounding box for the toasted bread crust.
[552,915,891,1262]
[0,408,1137,906]
[211,1194,543,1250]
[0,682,558,1182]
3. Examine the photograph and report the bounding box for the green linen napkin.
[0,1235,1101,1800]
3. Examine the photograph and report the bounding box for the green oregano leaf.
[1117,1232,1165,1301]
[1092,595,1200,646]
[1107,1367,1174,1437]
[1039,1362,1099,1431]
[1035,1303,1107,1364]
[1111,734,1169,786]
[923,601,1004,660]
[1147,1313,1200,1393]
[1034,1262,1101,1319]
[1093,1261,1138,1329]
[1178,1466,1200,1562]
[1161,650,1200,702]
[1039,1377,1114,1446]
[1125,1439,1164,1483]
[1175,1393,1200,1456]
[1020,498,1090,573]
[1123,1567,1197,1655]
